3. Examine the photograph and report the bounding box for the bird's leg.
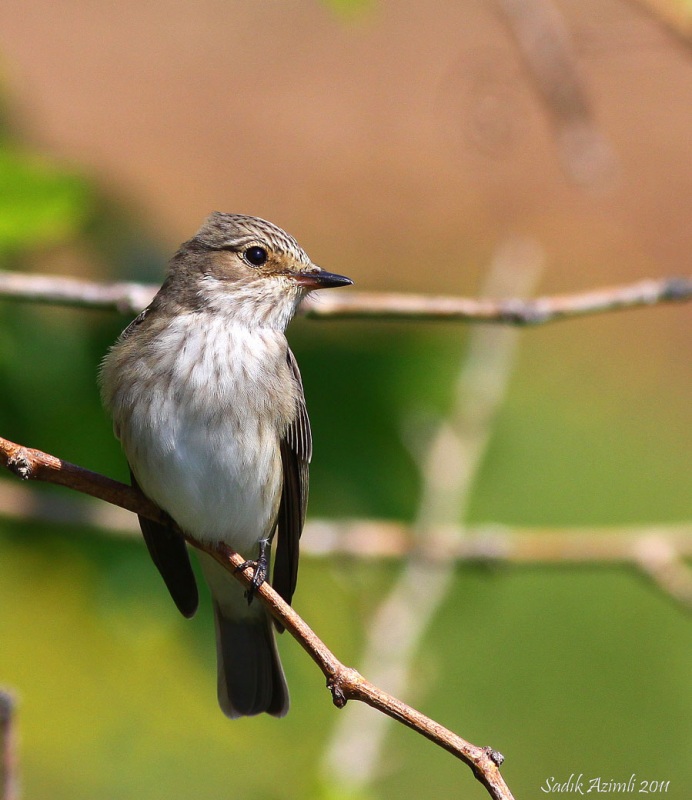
[235,538,270,604]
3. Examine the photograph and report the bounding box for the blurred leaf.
[0,146,91,255]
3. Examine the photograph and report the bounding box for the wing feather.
[130,469,199,618]
[272,349,311,617]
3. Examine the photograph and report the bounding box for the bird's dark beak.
[294,268,353,290]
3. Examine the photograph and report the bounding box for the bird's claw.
[235,539,269,604]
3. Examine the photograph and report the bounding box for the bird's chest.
[121,318,296,542]
[169,319,294,426]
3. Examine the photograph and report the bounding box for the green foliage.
[0,146,91,257]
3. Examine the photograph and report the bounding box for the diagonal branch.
[0,269,689,324]
[0,434,514,800]
[322,237,542,790]
[495,0,617,186]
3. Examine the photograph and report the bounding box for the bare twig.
[303,277,691,322]
[629,0,692,48]
[323,239,542,790]
[1,479,690,593]
[0,690,17,800]
[0,272,155,315]
[633,535,692,609]
[496,0,617,186]
[0,270,689,324]
[0,439,168,524]
[0,435,514,800]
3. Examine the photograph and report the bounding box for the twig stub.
[327,676,349,709]
[484,746,505,767]
[6,450,32,481]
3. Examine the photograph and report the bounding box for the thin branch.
[0,439,167,523]
[1,478,690,585]
[0,272,155,315]
[0,435,514,800]
[629,0,692,49]
[0,269,690,324]
[304,276,692,323]
[0,690,17,800]
[495,0,617,186]
[633,535,692,609]
[323,239,542,790]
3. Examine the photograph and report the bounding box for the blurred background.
[0,1,690,798]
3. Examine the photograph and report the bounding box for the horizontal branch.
[4,478,691,562]
[0,436,513,800]
[302,277,692,323]
[1,479,690,608]
[0,269,689,324]
[0,271,156,315]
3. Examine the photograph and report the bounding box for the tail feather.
[212,601,289,718]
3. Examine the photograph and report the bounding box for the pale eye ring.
[244,246,268,267]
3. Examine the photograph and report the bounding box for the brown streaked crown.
[194,213,311,264]
[150,213,315,311]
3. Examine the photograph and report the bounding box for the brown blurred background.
[1,0,690,292]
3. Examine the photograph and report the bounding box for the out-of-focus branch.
[633,535,692,609]
[0,270,689,324]
[496,0,617,186]
[0,271,155,315]
[1,479,690,607]
[0,435,514,800]
[0,690,17,800]
[629,0,692,48]
[323,239,543,791]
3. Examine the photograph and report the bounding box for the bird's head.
[164,212,352,328]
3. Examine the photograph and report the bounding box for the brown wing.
[130,469,199,618]
[272,349,311,614]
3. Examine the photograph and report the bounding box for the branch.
[323,239,542,789]
[2,479,690,606]
[0,435,514,800]
[0,269,690,323]
[0,690,17,800]
[633,535,692,609]
[495,0,617,186]
[0,271,155,315]
[303,276,692,323]
[629,0,692,49]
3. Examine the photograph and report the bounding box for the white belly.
[133,410,282,551]
[112,315,296,553]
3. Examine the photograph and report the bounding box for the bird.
[99,212,352,717]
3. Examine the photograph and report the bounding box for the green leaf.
[0,147,91,255]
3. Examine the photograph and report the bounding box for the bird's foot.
[235,539,269,604]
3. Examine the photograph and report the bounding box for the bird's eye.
[244,246,268,267]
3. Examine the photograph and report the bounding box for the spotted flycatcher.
[100,213,352,717]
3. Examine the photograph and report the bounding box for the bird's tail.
[199,551,289,718]
[212,601,289,718]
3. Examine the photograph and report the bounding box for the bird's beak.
[293,267,353,290]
